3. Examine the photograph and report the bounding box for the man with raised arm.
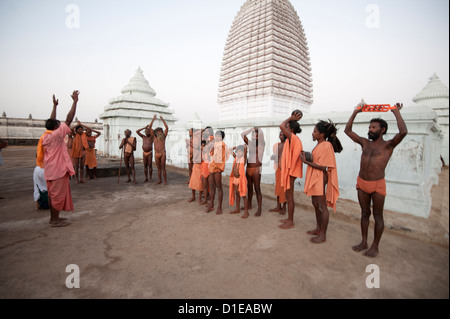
[344,102,407,257]
[241,127,266,217]
[42,90,80,227]
[152,115,169,185]
[136,115,156,182]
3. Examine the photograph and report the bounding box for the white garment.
[33,166,47,201]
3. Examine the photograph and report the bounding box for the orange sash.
[280,134,303,191]
[208,141,230,173]
[189,163,204,191]
[304,141,339,212]
[36,130,53,168]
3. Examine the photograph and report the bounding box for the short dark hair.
[315,119,343,153]
[45,119,60,131]
[75,125,83,131]
[154,127,163,134]
[370,118,388,135]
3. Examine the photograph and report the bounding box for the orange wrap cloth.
[275,168,287,204]
[229,157,247,206]
[36,130,53,168]
[356,176,386,197]
[46,173,74,212]
[85,136,98,169]
[71,133,89,158]
[280,134,303,191]
[208,141,230,173]
[304,141,339,212]
[189,163,204,191]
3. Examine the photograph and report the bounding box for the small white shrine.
[99,67,177,158]
[412,73,449,166]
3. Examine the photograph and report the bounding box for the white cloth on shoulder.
[33,166,47,201]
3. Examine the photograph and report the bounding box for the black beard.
[368,132,380,141]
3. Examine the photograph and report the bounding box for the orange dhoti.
[46,173,74,212]
[356,176,386,197]
[280,134,303,191]
[246,166,261,177]
[85,148,97,169]
[275,168,287,203]
[189,163,204,192]
[71,133,89,158]
[208,141,230,174]
[304,141,339,212]
[229,158,247,206]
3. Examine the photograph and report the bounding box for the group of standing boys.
[118,114,169,185]
[187,103,407,258]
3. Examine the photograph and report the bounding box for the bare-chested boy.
[205,130,230,214]
[136,116,156,182]
[345,102,407,257]
[241,127,266,216]
[77,122,101,180]
[151,115,169,185]
[269,131,287,215]
[119,129,137,184]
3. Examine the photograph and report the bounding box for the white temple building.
[218,0,313,121]
[99,67,177,158]
[412,73,449,166]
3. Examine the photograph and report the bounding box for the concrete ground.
[0,146,448,299]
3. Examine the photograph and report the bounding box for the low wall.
[0,117,104,150]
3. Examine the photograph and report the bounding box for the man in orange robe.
[302,120,343,243]
[205,130,230,215]
[278,111,303,229]
[71,124,89,184]
[188,129,205,204]
[229,145,248,218]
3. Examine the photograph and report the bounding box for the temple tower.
[218,0,313,121]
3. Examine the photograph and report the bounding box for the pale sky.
[0,0,448,125]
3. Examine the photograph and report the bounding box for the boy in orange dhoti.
[279,110,303,229]
[205,130,230,215]
[229,145,249,218]
[71,123,89,184]
[200,140,210,205]
[188,129,204,204]
[301,120,343,243]
[269,131,287,215]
